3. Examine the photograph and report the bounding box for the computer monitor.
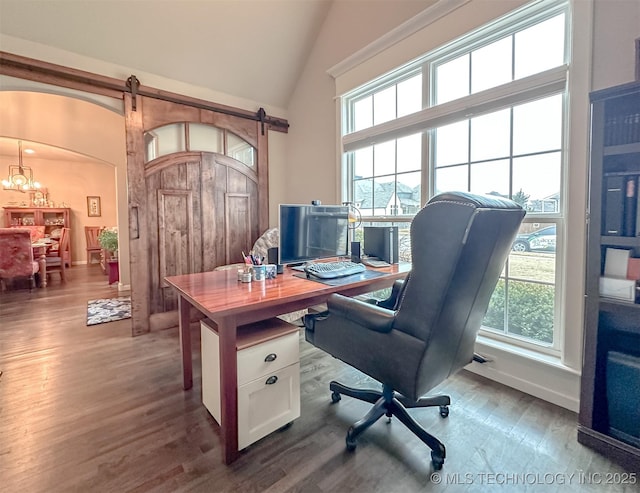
[279,204,349,265]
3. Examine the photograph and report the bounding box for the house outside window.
[342,0,568,352]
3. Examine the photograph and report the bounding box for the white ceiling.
[0,0,333,109]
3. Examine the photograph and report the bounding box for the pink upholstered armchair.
[0,228,40,290]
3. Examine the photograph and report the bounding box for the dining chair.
[10,225,45,242]
[45,227,70,282]
[85,226,103,265]
[0,228,40,291]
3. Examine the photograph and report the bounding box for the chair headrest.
[428,191,522,211]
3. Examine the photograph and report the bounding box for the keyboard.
[303,261,366,279]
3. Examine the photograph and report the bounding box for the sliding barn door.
[125,94,268,334]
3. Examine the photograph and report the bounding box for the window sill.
[475,334,580,376]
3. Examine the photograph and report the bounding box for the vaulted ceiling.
[0,0,333,110]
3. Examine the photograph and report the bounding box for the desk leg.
[217,314,240,465]
[178,296,193,390]
[38,253,47,288]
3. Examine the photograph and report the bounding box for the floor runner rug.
[87,296,131,326]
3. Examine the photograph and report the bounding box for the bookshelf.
[579,81,640,471]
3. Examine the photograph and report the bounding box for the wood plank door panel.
[225,193,252,265]
[157,189,195,288]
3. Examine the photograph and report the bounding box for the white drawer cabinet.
[201,318,301,449]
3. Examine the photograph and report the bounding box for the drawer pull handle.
[265,375,278,385]
[264,353,277,362]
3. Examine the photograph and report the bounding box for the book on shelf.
[628,258,640,281]
[603,174,640,237]
[637,177,640,237]
[604,112,640,146]
[624,175,638,237]
[604,247,631,278]
[604,175,624,236]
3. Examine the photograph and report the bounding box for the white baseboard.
[466,341,581,413]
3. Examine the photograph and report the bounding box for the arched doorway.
[0,91,129,287]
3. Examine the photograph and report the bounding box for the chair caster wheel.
[439,405,449,418]
[331,391,341,403]
[346,428,357,451]
[431,450,445,470]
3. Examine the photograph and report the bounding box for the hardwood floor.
[0,265,636,492]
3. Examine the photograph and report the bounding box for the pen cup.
[252,265,266,282]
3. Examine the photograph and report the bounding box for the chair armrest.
[376,279,406,310]
[327,294,395,333]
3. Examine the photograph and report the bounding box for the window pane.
[353,96,372,132]
[398,223,412,262]
[510,223,556,283]
[397,134,421,173]
[397,171,421,215]
[226,132,255,167]
[373,86,396,125]
[515,14,565,79]
[374,141,395,176]
[470,109,510,162]
[144,133,157,162]
[512,152,560,213]
[435,54,469,104]
[484,278,555,345]
[373,176,395,215]
[470,159,509,196]
[506,280,555,344]
[471,37,513,93]
[354,178,373,214]
[188,123,223,154]
[145,123,186,162]
[484,279,505,331]
[435,165,468,194]
[354,147,373,178]
[513,94,562,155]
[435,121,468,167]
[397,74,423,117]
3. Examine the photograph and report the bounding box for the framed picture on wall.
[87,196,101,217]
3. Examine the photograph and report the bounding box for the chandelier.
[2,141,42,192]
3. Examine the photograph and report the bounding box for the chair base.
[329,381,449,469]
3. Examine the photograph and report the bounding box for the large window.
[342,0,568,350]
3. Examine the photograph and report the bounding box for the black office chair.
[304,191,525,469]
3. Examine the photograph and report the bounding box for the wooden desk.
[165,263,410,465]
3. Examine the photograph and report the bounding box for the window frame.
[342,0,570,354]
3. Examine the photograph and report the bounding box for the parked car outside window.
[512,225,556,252]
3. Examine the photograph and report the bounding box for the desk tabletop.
[165,263,410,320]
